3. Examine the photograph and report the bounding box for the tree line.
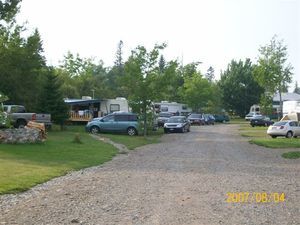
[0,0,295,131]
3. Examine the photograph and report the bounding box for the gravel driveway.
[0,124,299,225]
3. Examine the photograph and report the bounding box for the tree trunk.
[143,103,147,137]
[279,90,283,120]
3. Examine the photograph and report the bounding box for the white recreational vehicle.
[100,97,130,115]
[64,97,130,122]
[154,101,192,115]
[282,100,300,116]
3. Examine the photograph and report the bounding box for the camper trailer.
[64,97,130,122]
[100,97,130,116]
[154,101,192,116]
[282,100,300,116]
[249,104,260,114]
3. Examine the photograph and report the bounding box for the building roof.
[64,99,101,105]
[273,93,300,102]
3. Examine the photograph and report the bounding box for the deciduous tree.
[254,36,293,117]
[218,59,263,116]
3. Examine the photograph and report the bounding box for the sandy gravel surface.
[0,124,299,225]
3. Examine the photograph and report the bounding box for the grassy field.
[238,123,300,159]
[0,129,118,194]
[0,125,164,194]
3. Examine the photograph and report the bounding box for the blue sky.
[17,0,300,89]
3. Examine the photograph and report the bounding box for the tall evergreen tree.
[205,66,215,82]
[39,68,69,129]
[0,0,20,24]
[294,81,300,94]
[158,55,166,74]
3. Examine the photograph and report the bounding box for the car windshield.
[168,117,184,123]
[273,121,287,126]
[188,114,201,118]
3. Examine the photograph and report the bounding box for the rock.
[0,127,45,144]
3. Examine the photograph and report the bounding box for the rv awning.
[64,99,101,105]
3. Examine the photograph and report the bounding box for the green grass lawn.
[282,151,300,159]
[238,123,300,150]
[100,129,164,150]
[0,130,117,194]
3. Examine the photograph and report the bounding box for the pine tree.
[39,68,69,129]
[294,81,300,94]
[205,66,215,82]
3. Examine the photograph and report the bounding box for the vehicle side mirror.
[100,119,104,122]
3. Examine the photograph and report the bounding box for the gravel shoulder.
[0,124,299,225]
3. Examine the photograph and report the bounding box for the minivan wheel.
[271,135,277,139]
[286,131,293,138]
[90,126,100,134]
[127,127,137,136]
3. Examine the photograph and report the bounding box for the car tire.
[286,131,293,138]
[90,126,100,134]
[16,119,27,128]
[187,126,190,132]
[271,135,277,139]
[164,129,168,134]
[127,127,137,136]
[293,136,297,138]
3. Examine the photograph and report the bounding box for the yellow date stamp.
[226,192,285,203]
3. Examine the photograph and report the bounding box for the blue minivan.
[86,112,138,136]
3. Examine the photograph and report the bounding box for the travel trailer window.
[110,104,120,112]
[182,105,187,110]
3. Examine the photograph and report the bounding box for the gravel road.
[0,124,299,225]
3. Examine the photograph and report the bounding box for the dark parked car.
[187,113,205,125]
[213,114,230,123]
[203,114,215,125]
[164,116,190,133]
[86,112,138,136]
[157,112,173,127]
[250,116,274,127]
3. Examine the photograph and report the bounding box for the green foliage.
[218,59,263,117]
[0,0,20,24]
[38,68,69,126]
[205,66,215,82]
[122,43,166,136]
[254,36,293,94]
[155,60,183,102]
[180,72,214,112]
[0,27,46,111]
[254,36,293,116]
[259,94,273,115]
